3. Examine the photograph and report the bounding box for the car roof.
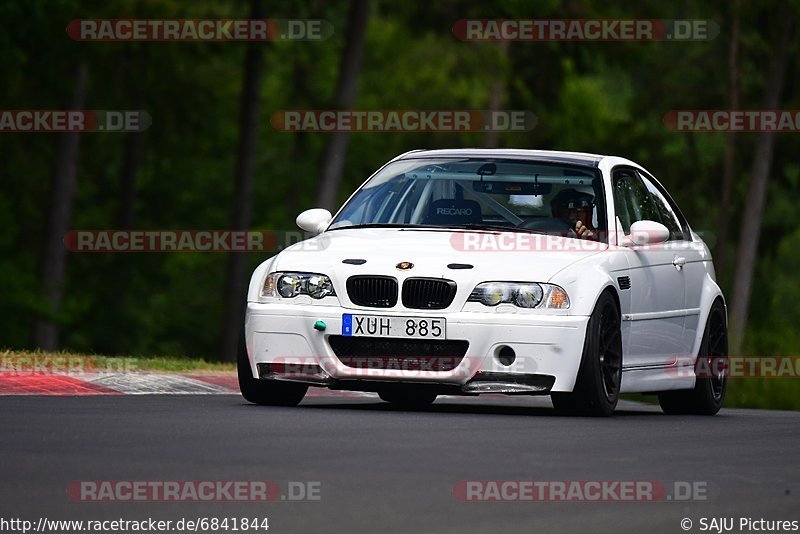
[392,148,606,167]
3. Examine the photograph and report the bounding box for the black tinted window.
[612,169,660,233]
[639,172,684,241]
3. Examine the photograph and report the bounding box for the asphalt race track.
[2,394,799,533]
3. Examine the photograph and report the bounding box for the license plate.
[342,314,446,339]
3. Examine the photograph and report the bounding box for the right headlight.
[468,282,570,309]
[262,272,336,299]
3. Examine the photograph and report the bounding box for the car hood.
[272,228,607,285]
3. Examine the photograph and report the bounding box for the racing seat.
[423,199,483,226]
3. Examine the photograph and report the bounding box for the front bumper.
[244,302,590,393]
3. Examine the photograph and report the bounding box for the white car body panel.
[244,149,725,396]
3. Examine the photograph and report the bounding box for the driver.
[551,188,596,239]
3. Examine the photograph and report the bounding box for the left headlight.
[468,282,570,309]
[262,272,336,299]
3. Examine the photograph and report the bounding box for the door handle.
[673,256,686,270]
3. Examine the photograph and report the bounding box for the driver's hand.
[575,220,594,239]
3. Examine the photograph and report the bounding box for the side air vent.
[617,276,631,290]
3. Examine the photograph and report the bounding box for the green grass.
[623,379,800,411]
[0,349,235,373]
[725,379,800,411]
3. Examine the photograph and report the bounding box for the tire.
[378,386,437,408]
[551,290,623,417]
[237,335,307,406]
[658,299,727,415]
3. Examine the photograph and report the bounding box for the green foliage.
[726,379,800,412]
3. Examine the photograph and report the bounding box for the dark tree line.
[0,0,797,361]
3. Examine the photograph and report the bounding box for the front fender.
[548,250,630,317]
[246,256,278,302]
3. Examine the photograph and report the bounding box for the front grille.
[328,336,469,372]
[401,278,457,309]
[346,275,398,308]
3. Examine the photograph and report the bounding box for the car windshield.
[330,157,607,239]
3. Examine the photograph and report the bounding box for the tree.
[314,0,371,211]
[220,0,267,361]
[483,41,509,149]
[32,61,88,351]
[713,0,741,284]
[729,13,794,354]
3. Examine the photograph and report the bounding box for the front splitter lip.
[460,371,556,394]
[258,364,556,396]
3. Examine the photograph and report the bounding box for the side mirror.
[619,220,670,246]
[296,208,332,236]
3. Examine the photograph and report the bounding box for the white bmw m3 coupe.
[239,149,728,416]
